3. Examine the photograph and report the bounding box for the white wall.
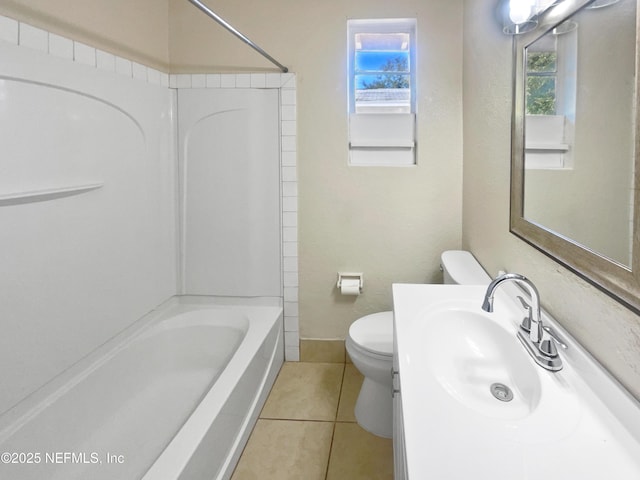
[0,35,177,414]
[462,0,640,400]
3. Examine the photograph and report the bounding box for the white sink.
[420,306,542,421]
[393,284,640,479]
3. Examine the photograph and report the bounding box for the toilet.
[345,250,491,438]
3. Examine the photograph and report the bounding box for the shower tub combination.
[0,297,283,480]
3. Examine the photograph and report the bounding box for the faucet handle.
[538,330,559,358]
[516,296,532,332]
[542,325,568,350]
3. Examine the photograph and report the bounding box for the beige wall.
[170,0,465,339]
[0,0,170,69]
[462,0,640,399]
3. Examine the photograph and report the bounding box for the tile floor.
[230,362,394,480]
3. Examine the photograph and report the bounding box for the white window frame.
[525,28,577,170]
[347,18,417,166]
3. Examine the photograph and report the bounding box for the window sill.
[349,140,415,148]
[525,143,569,152]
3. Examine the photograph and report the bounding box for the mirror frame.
[510,0,640,314]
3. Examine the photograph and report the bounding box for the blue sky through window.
[349,23,414,113]
[355,51,410,72]
[354,30,410,90]
[355,51,410,89]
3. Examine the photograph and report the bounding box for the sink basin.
[420,307,540,420]
[393,284,640,480]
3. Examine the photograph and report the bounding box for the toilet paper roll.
[340,278,361,296]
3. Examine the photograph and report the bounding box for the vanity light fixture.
[499,0,561,35]
[510,0,536,23]
[499,0,538,34]
[499,0,618,36]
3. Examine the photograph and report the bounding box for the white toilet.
[345,250,491,438]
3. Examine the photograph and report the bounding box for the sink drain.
[490,383,514,402]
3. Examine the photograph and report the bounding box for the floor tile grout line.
[325,361,347,480]
[334,361,347,421]
[258,417,337,423]
[260,361,353,424]
[324,420,338,480]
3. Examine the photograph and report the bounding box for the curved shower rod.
[186,0,289,73]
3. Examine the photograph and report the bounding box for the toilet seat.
[348,312,393,357]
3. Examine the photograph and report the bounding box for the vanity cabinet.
[392,341,407,479]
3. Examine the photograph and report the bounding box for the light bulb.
[509,0,534,24]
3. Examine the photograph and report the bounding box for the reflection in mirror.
[510,0,640,314]
[523,0,636,268]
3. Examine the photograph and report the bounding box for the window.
[524,28,577,170]
[347,19,417,166]
[526,49,557,115]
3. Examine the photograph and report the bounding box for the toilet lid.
[348,311,393,356]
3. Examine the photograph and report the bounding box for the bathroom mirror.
[510,0,640,313]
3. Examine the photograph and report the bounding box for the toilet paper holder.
[337,272,364,293]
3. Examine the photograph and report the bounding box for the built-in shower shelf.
[0,183,104,206]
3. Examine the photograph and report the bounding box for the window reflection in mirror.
[522,0,636,268]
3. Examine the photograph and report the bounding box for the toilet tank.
[441,250,491,285]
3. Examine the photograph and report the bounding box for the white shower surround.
[172,72,300,361]
[0,21,177,414]
[0,12,299,397]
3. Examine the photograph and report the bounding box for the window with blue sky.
[348,19,416,114]
[347,19,417,166]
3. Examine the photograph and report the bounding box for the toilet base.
[354,377,392,438]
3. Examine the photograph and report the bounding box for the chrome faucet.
[481,273,562,371]
[482,273,543,342]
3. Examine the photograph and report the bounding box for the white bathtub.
[0,296,284,480]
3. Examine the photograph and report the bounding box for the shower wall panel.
[178,88,281,297]
[0,43,177,414]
